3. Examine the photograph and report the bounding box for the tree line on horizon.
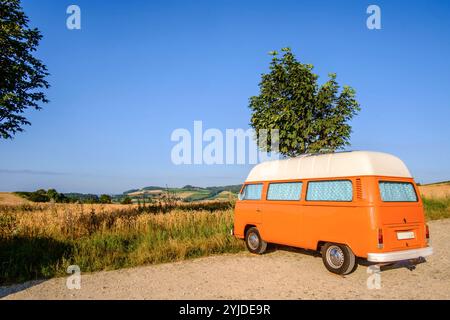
[15,189,114,204]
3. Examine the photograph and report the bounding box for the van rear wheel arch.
[321,242,357,275]
[317,240,354,255]
[244,224,257,237]
[244,226,267,254]
[317,241,326,253]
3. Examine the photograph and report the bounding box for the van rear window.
[306,180,353,202]
[267,182,302,201]
[240,184,263,200]
[379,181,418,202]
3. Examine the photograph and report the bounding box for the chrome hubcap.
[248,232,259,250]
[326,246,344,269]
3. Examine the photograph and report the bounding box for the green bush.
[121,196,133,204]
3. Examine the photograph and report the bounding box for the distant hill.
[7,184,242,205]
[122,184,242,203]
[419,181,450,199]
[420,181,450,186]
[142,186,167,191]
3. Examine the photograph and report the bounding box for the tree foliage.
[120,196,132,205]
[99,194,112,204]
[0,0,49,139]
[249,48,360,157]
[15,189,103,204]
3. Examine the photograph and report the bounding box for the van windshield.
[378,181,418,202]
[239,184,263,200]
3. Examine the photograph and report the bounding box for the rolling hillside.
[0,192,31,205]
[121,185,241,203]
[419,181,450,198]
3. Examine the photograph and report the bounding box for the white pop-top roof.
[245,151,412,182]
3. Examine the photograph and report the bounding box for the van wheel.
[245,227,267,254]
[321,242,356,275]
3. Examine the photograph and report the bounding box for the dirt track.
[1,219,450,300]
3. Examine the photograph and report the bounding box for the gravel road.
[2,219,449,300]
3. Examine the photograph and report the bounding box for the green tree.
[249,48,360,157]
[0,0,50,139]
[121,196,132,205]
[46,188,58,200]
[99,194,112,204]
[46,188,67,202]
[29,189,49,202]
[88,195,99,203]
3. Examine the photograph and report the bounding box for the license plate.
[397,231,415,240]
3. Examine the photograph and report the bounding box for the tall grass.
[422,197,450,221]
[0,203,243,285]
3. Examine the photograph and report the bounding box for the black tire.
[321,242,356,275]
[245,227,267,254]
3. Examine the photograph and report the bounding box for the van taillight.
[426,224,430,243]
[377,228,383,249]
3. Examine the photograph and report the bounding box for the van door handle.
[256,209,261,212]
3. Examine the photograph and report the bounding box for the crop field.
[419,181,450,198]
[0,193,30,206]
[0,201,243,285]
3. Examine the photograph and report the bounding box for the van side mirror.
[238,192,244,201]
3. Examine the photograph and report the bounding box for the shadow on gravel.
[0,279,47,299]
[266,244,321,258]
[0,236,71,297]
[358,257,427,272]
[264,244,426,274]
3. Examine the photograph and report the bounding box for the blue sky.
[1,0,449,194]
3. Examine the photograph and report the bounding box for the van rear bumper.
[367,247,433,263]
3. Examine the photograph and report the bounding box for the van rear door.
[377,180,426,251]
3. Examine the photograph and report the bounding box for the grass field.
[422,197,450,220]
[0,203,243,285]
[0,193,30,206]
[419,182,450,219]
[419,182,450,198]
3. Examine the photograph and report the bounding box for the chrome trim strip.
[367,247,433,263]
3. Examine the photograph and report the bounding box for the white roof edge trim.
[245,151,412,182]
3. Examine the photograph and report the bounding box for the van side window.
[240,184,263,200]
[379,181,418,202]
[306,180,353,202]
[267,182,302,201]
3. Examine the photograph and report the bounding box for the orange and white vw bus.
[233,151,433,275]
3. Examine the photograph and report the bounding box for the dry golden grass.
[0,203,234,239]
[128,189,163,197]
[419,183,450,199]
[0,202,243,284]
[215,191,237,200]
[0,193,31,206]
